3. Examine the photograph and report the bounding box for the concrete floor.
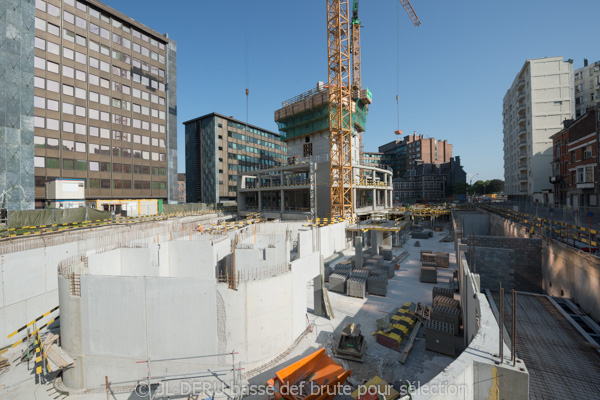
[0,228,462,400]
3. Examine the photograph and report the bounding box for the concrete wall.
[0,242,77,348]
[467,236,542,293]
[542,238,600,321]
[456,212,490,236]
[319,222,347,258]
[488,212,529,238]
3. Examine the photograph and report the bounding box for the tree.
[450,183,470,195]
[487,179,504,194]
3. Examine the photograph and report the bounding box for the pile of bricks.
[379,246,393,261]
[367,276,388,297]
[435,252,450,268]
[346,277,367,298]
[350,269,369,280]
[432,286,454,303]
[431,305,461,336]
[421,252,438,267]
[334,264,351,276]
[425,319,455,356]
[419,266,438,283]
[433,295,460,310]
[329,273,348,293]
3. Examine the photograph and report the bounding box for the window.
[46,158,59,169]
[47,23,59,37]
[62,120,74,132]
[584,145,592,159]
[34,116,45,128]
[47,138,59,150]
[34,156,45,168]
[62,140,74,151]
[34,37,45,50]
[47,118,59,130]
[572,152,576,162]
[75,16,86,29]
[586,166,594,183]
[47,3,59,17]
[64,11,74,24]
[75,142,86,152]
[34,96,45,109]
[47,99,59,111]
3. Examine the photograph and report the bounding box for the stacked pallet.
[379,246,393,261]
[425,320,455,356]
[433,295,460,310]
[370,268,388,278]
[421,252,438,267]
[346,277,367,298]
[419,266,438,283]
[431,305,461,336]
[435,252,450,268]
[371,255,384,266]
[367,276,388,296]
[432,287,454,303]
[338,259,354,269]
[382,262,395,279]
[329,273,348,293]
[365,259,379,269]
[334,264,351,276]
[350,269,369,280]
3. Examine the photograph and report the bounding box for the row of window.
[34,139,166,160]
[34,36,166,91]
[35,0,166,50]
[226,142,286,159]
[226,131,285,151]
[226,121,280,141]
[37,177,165,191]
[33,112,166,135]
[34,156,167,173]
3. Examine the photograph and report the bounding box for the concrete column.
[352,188,357,214]
[383,232,392,246]
[384,189,389,209]
[258,191,262,212]
[355,236,363,268]
[371,229,379,255]
[280,189,284,214]
[372,189,376,210]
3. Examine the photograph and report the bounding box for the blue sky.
[102,0,600,181]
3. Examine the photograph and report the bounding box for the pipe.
[499,282,504,362]
[512,289,517,366]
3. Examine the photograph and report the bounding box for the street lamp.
[469,174,479,202]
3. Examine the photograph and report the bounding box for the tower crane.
[328,0,420,219]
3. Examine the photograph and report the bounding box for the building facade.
[574,59,600,118]
[1,0,178,210]
[376,134,452,179]
[184,113,287,204]
[550,108,598,207]
[177,172,185,203]
[503,57,574,200]
[392,156,466,203]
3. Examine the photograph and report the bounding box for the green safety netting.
[8,208,111,229]
[276,100,369,140]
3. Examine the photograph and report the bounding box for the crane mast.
[327,0,353,219]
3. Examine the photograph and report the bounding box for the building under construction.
[237,83,393,220]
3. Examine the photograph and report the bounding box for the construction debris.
[373,303,417,352]
[334,322,367,362]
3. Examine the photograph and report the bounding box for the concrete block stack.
[431,305,461,336]
[329,273,348,293]
[367,276,388,296]
[425,319,455,356]
[379,246,393,261]
[433,295,460,310]
[421,252,438,267]
[365,258,379,269]
[419,266,438,283]
[432,287,454,303]
[350,269,369,280]
[382,262,395,279]
[337,259,354,269]
[346,277,367,298]
[334,263,352,276]
[370,269,388,278]
[435,252,450,268]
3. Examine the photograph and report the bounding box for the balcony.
[549,176,561,184]
[519,163,527,170]
[517,78,526,89]
[518,115,527,125]
[519,175,528,182]
[518,128,527,137]
[519,139,527,148]
[517,91,526,101]
[518,152,527,160]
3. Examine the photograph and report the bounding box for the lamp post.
[469,174,479,202]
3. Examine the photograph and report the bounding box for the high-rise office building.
[184,113,287,204]
[1,0,177,210]
[503,57,574,199]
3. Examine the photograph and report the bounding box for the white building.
[574,59,600,118]
[503,57,574,199]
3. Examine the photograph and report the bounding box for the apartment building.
[184,113,287,204]
[503,57,574,200]
[550,108,598,207]
[574,59,600,118]
[373,134,452,179]
[9,0,178,209]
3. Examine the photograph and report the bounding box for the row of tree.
[451,179,504,195]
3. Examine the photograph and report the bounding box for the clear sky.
[102,0,600,182]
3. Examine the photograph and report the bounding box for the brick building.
[550,108,598,207]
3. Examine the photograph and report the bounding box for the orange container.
[267,348,351,400]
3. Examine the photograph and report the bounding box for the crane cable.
[396,1,400,131]
[244,0,250,127]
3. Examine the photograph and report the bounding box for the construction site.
[1,1,600,400]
